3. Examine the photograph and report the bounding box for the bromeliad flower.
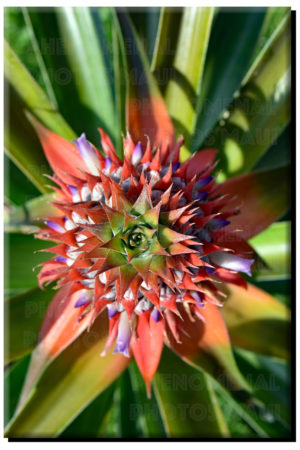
[4,6,291,439]
[27,118,257,395]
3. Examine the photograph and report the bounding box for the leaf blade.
[153,346,230,437]
[5,312,130,438]
[56,7,116,140]
[222,282,290,359]
[163,7,214,158]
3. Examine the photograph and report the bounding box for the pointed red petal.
[179,149,217,180]
[118,11,176,151]
[214,166,290,239]
[38,284,92,358]
[28,115,85,184]
[131,312,164,396]
[166,302,249,392]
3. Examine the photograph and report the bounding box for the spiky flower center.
[125,226,149,250]
[38,131,254,362]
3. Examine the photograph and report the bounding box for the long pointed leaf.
[234,348,291,426]
[5,194,60,233]
[22,7,58,107]
[4,155,40,206]
[60,383,115,438]
[56,7,116,141]
[203,13,291,176]
[4,356,31,427]
[4,40,75,140]
[250,222,291,280]
[116,8,176,150]
[163,7,214,158]
[4,233,51,292]
[5,287,54,364]
[4,83,51,193]
[5,312,130,438]
[153,346,229,437]
[222,282,290,359]
[128,362,166,437]
[192,7,266,151]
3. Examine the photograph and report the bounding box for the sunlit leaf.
[4,39,75,140]
[162,7,214,158]
[56,7,116,141]
[151,7,182,86]
[250,222,291,280]
[59,383,115,438]
[203,14,291,176]
[222,282,290,359]
[192,8,266,151]
[5,312,130,438]
[253,7,290,60]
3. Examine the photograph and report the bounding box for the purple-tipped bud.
[191,291,204,305]
[67,185,78,196]
[73,133,100,176]
[45,220,65,233]
[113,311,131,357]
[151,308,161,322]
[197,191,209,201]
[208,218,230,231]
[195,176,213,190]
[210,252,254,276]
[67,185,81,202]
[107,303,118,318]
[105,157,112,170]
[74,292,92,308]
[132,142,143,166]
[55,256,67,263]
[172,161,180,172]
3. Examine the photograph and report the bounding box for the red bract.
[31,116,260,395]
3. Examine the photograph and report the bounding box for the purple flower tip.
[73,133,100,175]
[211,252,254,276]
[209,218,230,231]
[195,176,213,190]
[105,157,112,170]
[46,220,64,233]
[107,303,118,318]
[113,312,131,358]
[132,142,143,165]
[191,291,203,304]
[197,191,209,201]
[151,308,161,322]
[55,256,67,263]
[74,293,92,308]
[172,161,180,172]
[67,185,78,196]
